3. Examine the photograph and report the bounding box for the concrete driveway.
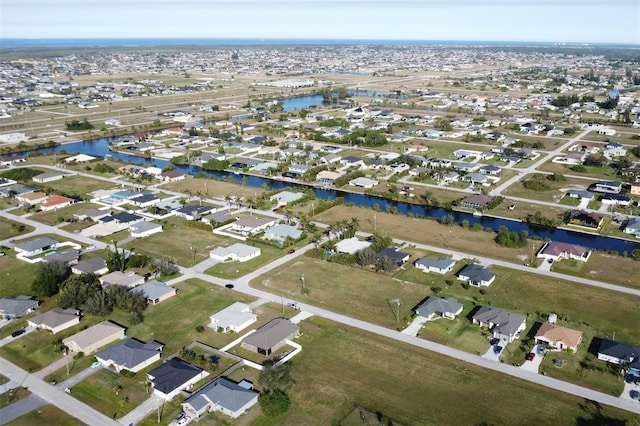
[482,345,502,362]
[520,345,545,373]
[621,379,640,402]
[402,316,427,336]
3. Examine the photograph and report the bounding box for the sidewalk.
[33,353,73,379]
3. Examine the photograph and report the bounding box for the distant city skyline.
[1,0,639,45]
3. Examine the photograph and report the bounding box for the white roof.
[210,243,260,258]
[270,191,305,205]
[65,154,97,163]
[335,237,371,255]
[349,177,379,187]
[210,302,254,329]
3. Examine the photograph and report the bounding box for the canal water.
[34,138,640,254]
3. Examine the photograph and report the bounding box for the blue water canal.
[34,137,640,254]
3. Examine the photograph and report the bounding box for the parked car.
[174,411,185,422]
[287,249,296,254]
[489,338,500,346]
[91,361,101,369]
[11,329,25,338]
[493,345,503,354]
[177,415,191,426]
[225,283,234,289]
[525,352,535,361]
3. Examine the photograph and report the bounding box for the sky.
[1,0,639,44]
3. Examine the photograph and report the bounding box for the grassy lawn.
[488,199,567,224]
[71,368,152,418]
[501,173,596,203]
[252,259,429,330]
[558,194,581,207]
[550,252,640,290]
[6,404,85,426]
[0,254,38,297]
[0,217,34,241]
[122,216,231,266]
[539,161,621,181]
[315,204,544,264]
[160,175,267,201]
[44,355,96,385]
[0,386,31,409]
[246,316,637,425]
[36,175,114,197]
[28,202,103,226]
[206,241,289,280]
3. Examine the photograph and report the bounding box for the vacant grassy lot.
[161,175,267,201]
[252,259,429,330]
[502,173,597,203]
[122,216,231,266]
[37,175,114,197]
[315,205,543,264]
[247,316,637,425]
[0,254,38,298]
[6,404,85,426]
[0,217,33,241]
[539,161,621,181]
[71,368,152,418]
[29,202,103,226]
[550,252,640,290]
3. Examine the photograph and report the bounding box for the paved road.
[0,394,47,425]
[0,357,119,426]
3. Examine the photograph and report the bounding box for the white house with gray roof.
[13,237,59,257]
[415,297,463,321]
[457,264,496,287]
[209,302,257,333]
[129,221,163,238]
[72,257,109,276]
[182,377,259,419]
[231,216,277,236]
[414,257,456,274]
[264,224,303,243]
[0,296,38,319]
[28,308,79,334]
[210,243,261,263]
[270,191,304,207]
[134,280,177,305]
[96,338,163,373]
[241,318,299,355]
[472,306,526,343]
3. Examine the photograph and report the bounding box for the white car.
[90,361,101,369]
[177,416,191,426]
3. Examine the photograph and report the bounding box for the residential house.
[202,211,235,227]
[159,170,185,182]
[316,170,342,187]
[27,308,80,334]
[472,306,527,343]
[40,195,74,211]
[567,210,603,229]
[134,280,177,305]
[210,243,261,263]
[99,271,145,288]
[72,257,109,276]
[464,173,489,185]
[414,257,456,274]
[209,302,257,333]
[415,297,463,321]
[623,217,640,238]
[96,338,163,373]
[16,191,48,205]
[264,224,303,243]
[241,318,300,355]
[0,296,38,319]
[13,237,59,257]
[567,190,595,202]
[537,241,591,262]
[335,237,371,255]
[148,358,209,400]
[32,171,68,183]
[598,339,640,377]
[460,195,494,210]
[270,191,304,207]
[74,208,110,222]
[130,221,163,238]
[174,205,215,221]
[129,194,160,208]
[601,194,632,206]
[63,320,126,353]
[43,249,81,266]
[349,177,379,189]
[182,377,259,419]
[231,216,277,236]
[479,165,501,176]
[376,247,410,267]
[457,264,496,287]
[535,322,583,352]
[593,181,623,194]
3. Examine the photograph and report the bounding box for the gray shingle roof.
[133,280,176,301]
[472,306,526,338]
[148,358,203,394]
[96,338,163,370]
[415,297,463,318]
[184,377,258,413]
[14,237,59,253]
[242,318,298,351]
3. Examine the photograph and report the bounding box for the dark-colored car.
[287,249,296,254]
[525,352,535,361]
[489,338,500,346]
[11,329,26,338]
[493,345,503,354]
[174,412,185,422]
[225,283,234,289]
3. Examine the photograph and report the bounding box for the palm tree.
[225,195,232,210]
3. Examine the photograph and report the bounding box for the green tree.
[31,260,70,297]
[258,390,291,417]
[259,359,293,392]
[106,242,128,272]
[355,247,377,267]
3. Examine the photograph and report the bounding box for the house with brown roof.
[537,241,591,262]
[460,194,494,210]
[159,170,185,182]
[41,195,74,211]
[535,322,583,352]
[63,321,126,353]
[567,210,603,229]
[99,271,145,288]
